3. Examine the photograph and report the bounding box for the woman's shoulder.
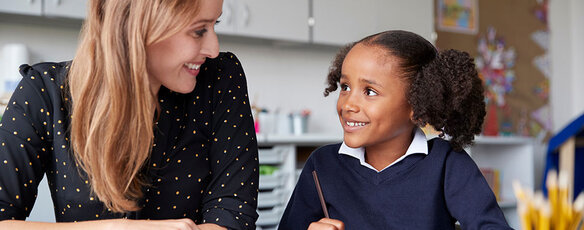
[201,52,242,74]
[19,61,71,86]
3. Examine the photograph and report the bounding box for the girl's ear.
[409,109,415,122]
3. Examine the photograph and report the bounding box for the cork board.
[435,0,550,138]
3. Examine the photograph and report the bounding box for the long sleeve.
[0,63,61,220]
[200,53,259,229]
[278,153,324,230]
[443,149,512,230]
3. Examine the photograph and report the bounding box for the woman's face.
[146,0,223,95]
[337,44,415,150]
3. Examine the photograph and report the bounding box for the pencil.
[570,192,584,230]
[312,170,329,218]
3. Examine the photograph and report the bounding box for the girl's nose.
[341,94,360,113]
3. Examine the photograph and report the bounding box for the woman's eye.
[365,88,378,96]
[194,28,208,37]
[340,83,351,92]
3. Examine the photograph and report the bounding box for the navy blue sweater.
[278,138,511,230]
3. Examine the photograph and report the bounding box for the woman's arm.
[199,52,259,229]
[0,218,220,230]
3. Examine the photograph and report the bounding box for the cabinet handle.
[241,3,250,27]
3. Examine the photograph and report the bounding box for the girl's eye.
[365,88,378,96]
[340,83,351,92]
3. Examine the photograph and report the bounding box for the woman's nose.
[201,30,219,58]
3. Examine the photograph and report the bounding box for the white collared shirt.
[338,127,429,173]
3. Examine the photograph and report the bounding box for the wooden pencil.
[312,170,329,218]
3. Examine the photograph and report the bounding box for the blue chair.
[542,113,584,199]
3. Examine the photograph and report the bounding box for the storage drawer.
[258,146,291,164]
[257,206,285,226]
[259,170,287,190]
[258,189,286,208]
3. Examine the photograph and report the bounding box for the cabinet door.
[312,0,377,46]
[43,0,88,19]
[374,0,434,42]
[233,0,309,43]
[0,0,42,16]
[215,0,238,35]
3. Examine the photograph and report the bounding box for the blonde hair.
[69,0,201,213]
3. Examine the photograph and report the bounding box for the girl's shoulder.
[307,143,343,162]
[428,137,478,170]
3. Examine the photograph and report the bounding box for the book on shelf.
[480,168,501,201]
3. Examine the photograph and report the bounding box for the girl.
[0,0,258,229]
[278,30,511,229]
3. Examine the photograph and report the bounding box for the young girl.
[0,0,258,229]
[278,30,511,229]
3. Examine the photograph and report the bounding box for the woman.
[0,0,258,229]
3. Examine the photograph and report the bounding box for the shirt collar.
[338,127,428,172]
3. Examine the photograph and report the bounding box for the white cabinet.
[374,0,435,42]
[0,0,42,16]
[43,0,88,19]
[311,0,378,46]
[217,0,309,43]
[312,0,434,46]
[0,0,86,19]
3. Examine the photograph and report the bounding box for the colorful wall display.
[435,0,551,139]
[437,0,479,34]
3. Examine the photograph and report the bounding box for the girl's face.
[337,44,415,150]
[146,0,223,95]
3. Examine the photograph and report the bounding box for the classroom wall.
[0,22,343,134]
[2,0,583,134]
[550,0,584,132]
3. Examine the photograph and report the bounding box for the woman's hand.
[106,218,200,230]
[308,218,345,230]
[0,218,218,230]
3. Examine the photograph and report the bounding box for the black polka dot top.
[0,52,259,229]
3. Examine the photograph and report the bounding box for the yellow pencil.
[546,170,559,228]
[533,191,544,229]
[558,171,570,230]
[539,199,551,230]
[519,203,532,230]
[569,192,583,230]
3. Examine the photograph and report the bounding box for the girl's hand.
[106,218,200,230]
[308,218,345,230]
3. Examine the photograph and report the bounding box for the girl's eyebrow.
[360,78,382,87]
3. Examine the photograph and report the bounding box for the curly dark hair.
[324,30,485,151]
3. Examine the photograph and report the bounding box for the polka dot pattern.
[0,52,258,229]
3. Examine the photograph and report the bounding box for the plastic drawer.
[258,189,286,208]
[256,206,285,226]
[259,170,287,190]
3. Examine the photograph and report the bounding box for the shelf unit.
[255,133,341,230]
[469,135,536,229]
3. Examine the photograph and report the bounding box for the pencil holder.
[514,170,583,230]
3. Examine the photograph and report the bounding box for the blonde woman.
[0,0,259,229]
